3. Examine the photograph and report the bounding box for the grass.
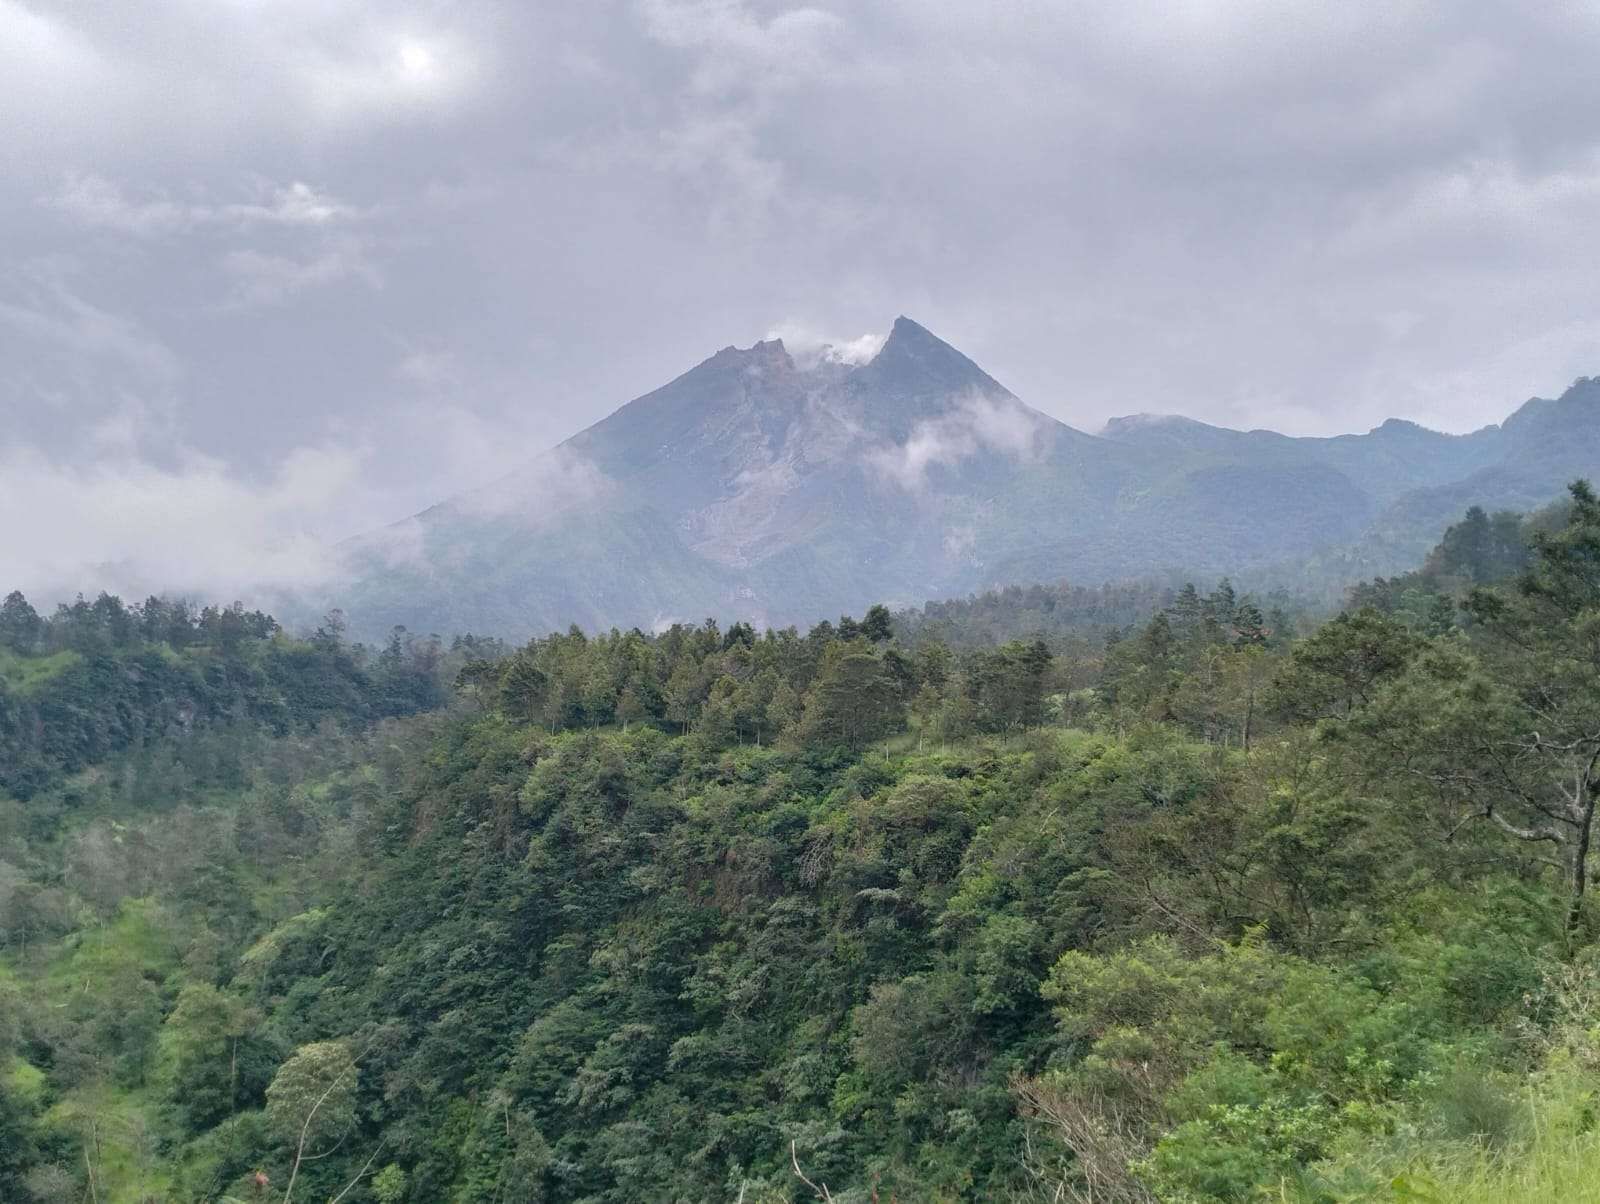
[42,896,183,996]
[41,1082,175,1203]
[0,647,81,694]
[1377,1129,1600,1203]
[19,899,187,1203]
[1313,1067,1600,1203]
[7,1056,46,1105]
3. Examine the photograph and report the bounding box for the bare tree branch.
[326,1141,385,1204]
[791,1140,833,1202]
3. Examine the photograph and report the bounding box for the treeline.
[462,576,1290,755]
[1345,501,1547,626]
[895,580,1185,647]
[10,488,1598,1203]
[0,570,1287,807]
[0,591,282,657]
[145,486,1596,1202]
[0,590,452,799]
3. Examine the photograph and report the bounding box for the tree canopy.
[8,491,1600,1202]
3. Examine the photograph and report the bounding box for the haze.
[6,0,1600,603]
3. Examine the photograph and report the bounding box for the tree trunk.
[1569,797,1596,937]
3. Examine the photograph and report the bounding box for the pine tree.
[861,604,895,643]
[0,592,42,655]
[1203,578,1237,635]
[766,680,803,739]
[1232,601,1268,646]
[1168,583,1203,639]
[799,644,904,749]
[1140,612,1175,661]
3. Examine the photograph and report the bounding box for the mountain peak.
[1370,417,1431,437]
[853,315,1010,403]
[334,310,1600,641]
[709,337,793,366]
[873,315,964,363]
[885,313,935,342]
[1499,376,1600,442]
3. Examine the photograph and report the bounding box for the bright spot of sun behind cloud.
[298,28,480,126]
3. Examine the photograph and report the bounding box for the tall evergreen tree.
[0,591,42,654]
[799,642,904,749]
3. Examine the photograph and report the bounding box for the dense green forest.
[5,489,1600,1201]
[0,593,456,801]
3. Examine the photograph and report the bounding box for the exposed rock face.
[326,325,1600,640]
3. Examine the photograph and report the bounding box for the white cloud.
[0,360,609,609]
[0,4,494,159]
[47,175,360,236]
[0,2,114,145]
[765,321,885,368]
[394,348,460,388]
[866,393,1047,491]
[295,27,482,126]
[47,175,187,236]
[0,390,587,608]
[1336,157,1600,259]
[230,181,360,226]
[637,0,844,95]
[352,515,430,571]
[0,442,358,605]
[628,1,857,238]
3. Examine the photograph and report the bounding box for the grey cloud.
[7,0,1600,606]
[0,0,500,162]
[451,446,616,522]
[0,266,180,383]
[220,243,380,309]
[0,441,354,605]
[47,175,360,236]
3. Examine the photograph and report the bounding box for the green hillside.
[7,491,1600,1200]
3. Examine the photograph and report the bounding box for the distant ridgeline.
[896,579,1180,646]
[323,312,1600,641]
[427,494,1562,757]
[0,491,1543,804]
[0,591,448,799]
[0,493,1532,804]
[451,490,1552,754]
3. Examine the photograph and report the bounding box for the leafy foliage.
[8,489,1600,1200]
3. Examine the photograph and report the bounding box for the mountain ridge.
[326,322,1600,639]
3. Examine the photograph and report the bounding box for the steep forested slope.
[0,594,462,1203]
[0,592,445,799]
[8,492,1600,1201]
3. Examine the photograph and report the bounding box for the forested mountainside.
[8,490,1600,1201]
[326,316,1600,641]
[0,594,453,802]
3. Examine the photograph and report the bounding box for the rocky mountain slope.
[327,318,1600,639]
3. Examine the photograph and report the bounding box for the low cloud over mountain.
[321,318,1600,639]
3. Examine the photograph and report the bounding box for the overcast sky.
[6,0,1600,603]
